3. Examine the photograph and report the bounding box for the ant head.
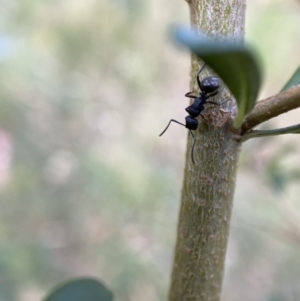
[199,76,220,93]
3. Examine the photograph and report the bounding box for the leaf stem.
[241,123,300,142]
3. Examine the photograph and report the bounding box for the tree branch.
[240,123,300,142]
[168,1,246,301]
[241,85,300,134]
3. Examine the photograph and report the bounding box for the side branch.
[240,123,300,142]
[241,85,300,134]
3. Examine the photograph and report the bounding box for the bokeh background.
[0,0,300,300]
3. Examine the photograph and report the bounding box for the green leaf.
[42,278,113,301]
[174,27,262,128]
[280,66,300,92]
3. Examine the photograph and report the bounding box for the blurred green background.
[0,0,300,300]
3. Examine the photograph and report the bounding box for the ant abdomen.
[185,116,198,130]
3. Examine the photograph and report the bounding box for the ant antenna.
[197,62,206,77]
[196,63,206,90]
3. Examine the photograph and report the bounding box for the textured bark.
[168,1,246,301]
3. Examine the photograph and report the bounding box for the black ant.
[159,63,227,164]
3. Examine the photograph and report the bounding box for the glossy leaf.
[281,66,300,92]
[174,27,262,128]
[42,278,113,301]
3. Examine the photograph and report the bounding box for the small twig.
[241,85,300,134]
[241,123,300,142]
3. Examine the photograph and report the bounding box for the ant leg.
[196,63,206,90]
[205,90,222,105]
[159,119,185,137]
[189,130,196,164]
[199,114,206,120]
[220,97,231,105]
[206,100,220,105]
[207,97,232,106]
[206,90,219,100]
[185,92,198,98]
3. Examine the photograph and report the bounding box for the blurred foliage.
[0,0,300,301]
[0,1,187,300]
[281,66,300,92]
[43,278,113,301]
